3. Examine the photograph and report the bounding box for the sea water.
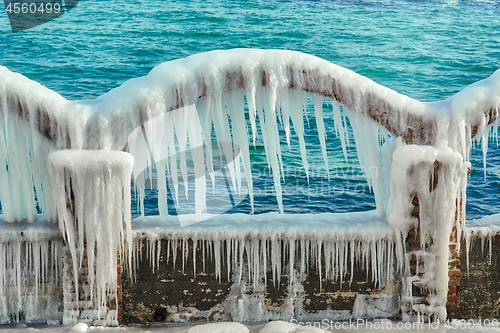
[1,0,499,221]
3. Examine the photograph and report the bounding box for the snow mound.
[188,322,250,333]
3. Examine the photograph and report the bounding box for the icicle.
[212,94,238,195]
[202,239,206,273]
[238,238,244,284]
[214,239,221,283]
[157,239,161,273]
[316,240,323,291]
[312,94,330,178]
[181,238,186,274]
[226,90,254,210]
[175,111,190,199]
[226,239,231,282]
[288,90,309,181]
[232,239,237,281]
[330,99,343,151]
[262,239,268,286]
[324,241,331,282]
[349,240,355,286]
[172,238,178,270]
[271,239,277,287]
[481,124,488,181]
[288,239,295,290]
[489,234,493,265]
[193,238,197,278]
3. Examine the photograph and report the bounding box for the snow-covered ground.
[4,319,500,333]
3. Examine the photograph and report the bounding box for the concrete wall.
[455,235,500,319]
[121,238,401,325]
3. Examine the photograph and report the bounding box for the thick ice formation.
[386,140,468,321]
[1,50,500,323]
[47,150,133,324]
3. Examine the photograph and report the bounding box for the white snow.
[258,321,329,333]
[260,321,297,333]
[188,322,250,333]
[70,323,88,332]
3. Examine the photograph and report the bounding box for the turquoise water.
[1,0,499,220]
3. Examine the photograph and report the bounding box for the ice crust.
[0,49,500,323]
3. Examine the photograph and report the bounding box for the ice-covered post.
[48,150,134,326]
[387,139,468,321]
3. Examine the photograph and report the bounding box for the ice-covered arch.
[1,49,499,224]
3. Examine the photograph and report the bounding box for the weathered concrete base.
[454,235,500,319]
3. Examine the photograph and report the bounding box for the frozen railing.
[1,49,499,322]
[1,49,498,221]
